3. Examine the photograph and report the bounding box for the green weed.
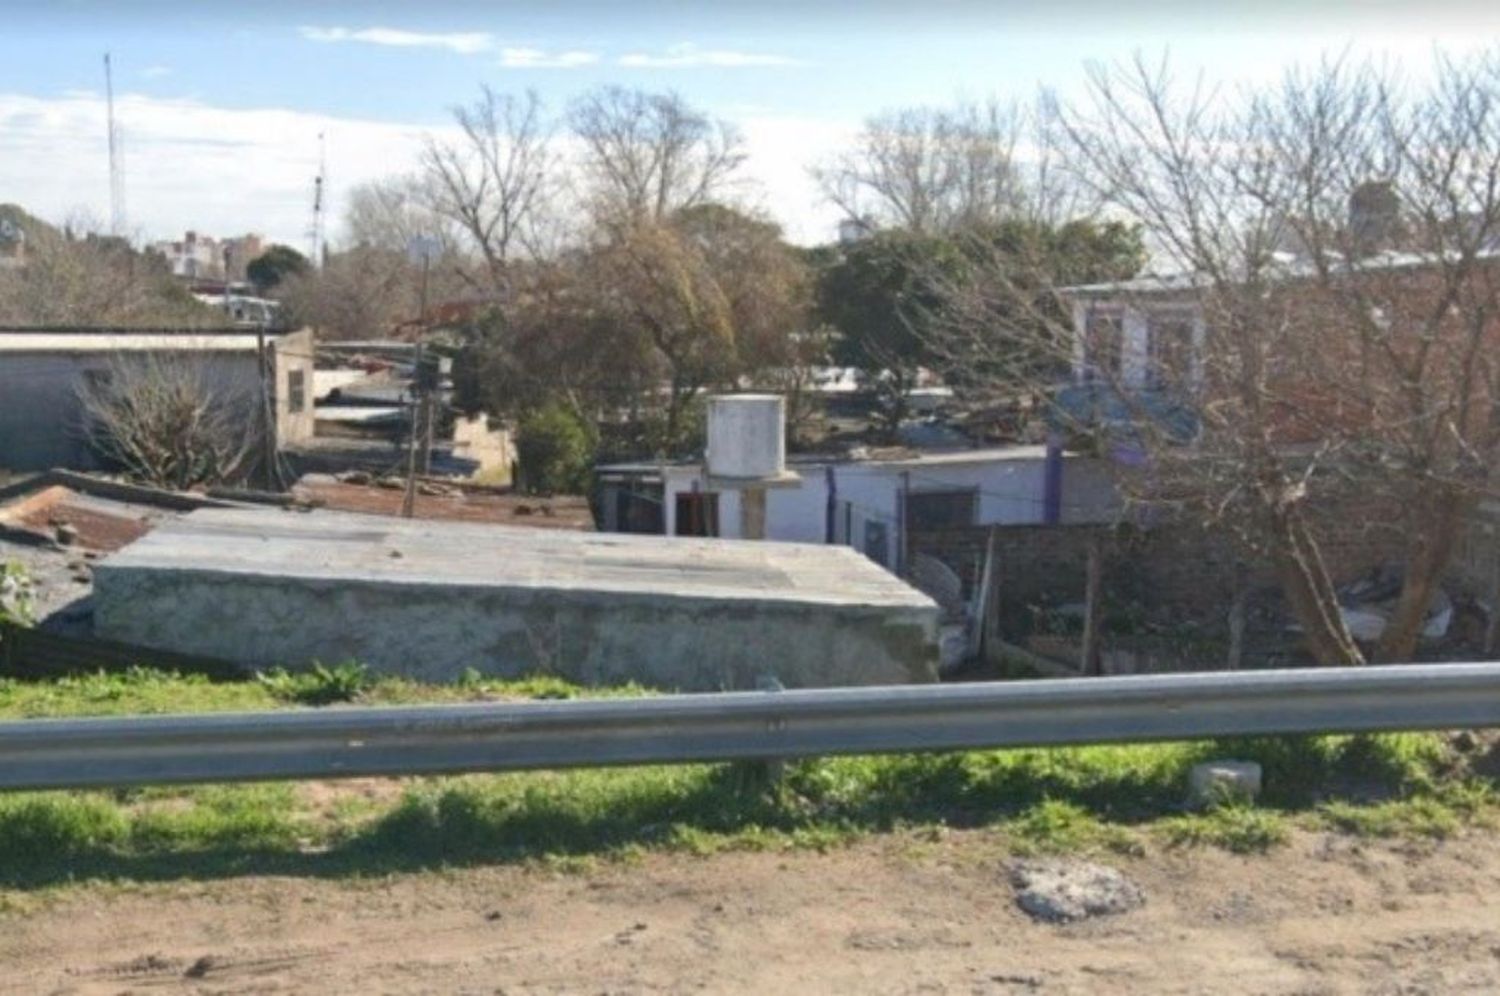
[1159,804,1290,853]
[255,662,371,705]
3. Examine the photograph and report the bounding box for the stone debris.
[1188,760,1263,808]
[1010,860,1144,923]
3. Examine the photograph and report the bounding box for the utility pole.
[400,342,425,519]
[400,236,439,518]
[255,328,281,491]
[418,251,435,475]
[222,245,233,315]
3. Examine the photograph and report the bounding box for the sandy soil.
[4,828,1500,994]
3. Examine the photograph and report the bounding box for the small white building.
[598,444,1119,571]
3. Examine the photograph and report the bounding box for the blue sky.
[2,1,1498,248]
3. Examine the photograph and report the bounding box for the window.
[1148,315,1195,389]
[907,489,978,530]
[1083,312,1122,382]
[674,491,719,537]
[287,369,307,412]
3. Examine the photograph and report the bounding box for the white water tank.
[706,394,785,479]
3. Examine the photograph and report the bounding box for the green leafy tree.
[516,402,597,494]
[815,230,971,436]
[246,245,310,292]
[816,221,1144,437]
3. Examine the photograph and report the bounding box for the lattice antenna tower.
[308,132,327,266]
[104,53,127,237]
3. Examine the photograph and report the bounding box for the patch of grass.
[0,668,278,718]
[127,785,308,853]
[357,765,790,863]
[0,794,127,858]
[0,666,646,719]
[1317,781,1495,839]
[1004,799,1142,855]
[1159,804,1291,853]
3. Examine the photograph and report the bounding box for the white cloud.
[499,47,600,69]
[0,91,449,249]
[140,65,172,80]
[299,25,493,55]
[618,43,802,69]
[735,114,853,245]
[0,90,850,252]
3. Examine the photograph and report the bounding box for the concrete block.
[94,509,941,691]
[1188,760,1263,807]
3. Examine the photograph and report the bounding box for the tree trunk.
[1273,505,1366,666]
[1375,490,1469,663]
[662,378,686,451]
[1225,564,1249,670]
[1080,533,1104,676]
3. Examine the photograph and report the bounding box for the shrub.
[1,561,35,627]
[516,402,595,494]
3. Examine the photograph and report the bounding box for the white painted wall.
[1069,299,1206,387]
[0,351,261,471]
[1121,307,1150,388]
[660,451,1120,567]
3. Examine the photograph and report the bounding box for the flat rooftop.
[101,508,932,610]
[597,444,1056,477]
[0,333,262,352]
[0,326,300,353]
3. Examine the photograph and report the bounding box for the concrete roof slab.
[98,508,936,611]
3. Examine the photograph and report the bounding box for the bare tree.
[569,87,746,225]
[423,87,556,292]
[343,175,458,255]
[77,353,261,490]
[0,209,214,326]
[1262,51,1500,660]
[813,100,1032,234]
[924,51,1500,666]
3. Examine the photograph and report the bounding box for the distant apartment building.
[223,233,265,282]
[151,231,265,282]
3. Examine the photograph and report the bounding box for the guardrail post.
[733,674,788,791]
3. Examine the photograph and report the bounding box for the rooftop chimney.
[1349,180,1401,256]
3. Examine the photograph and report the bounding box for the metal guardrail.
[1,663,1499,791]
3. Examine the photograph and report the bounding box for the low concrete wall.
[94,511,939,691]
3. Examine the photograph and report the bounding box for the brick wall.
[912,490,1411,632]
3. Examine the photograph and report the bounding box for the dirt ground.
[5,827,1500,995]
